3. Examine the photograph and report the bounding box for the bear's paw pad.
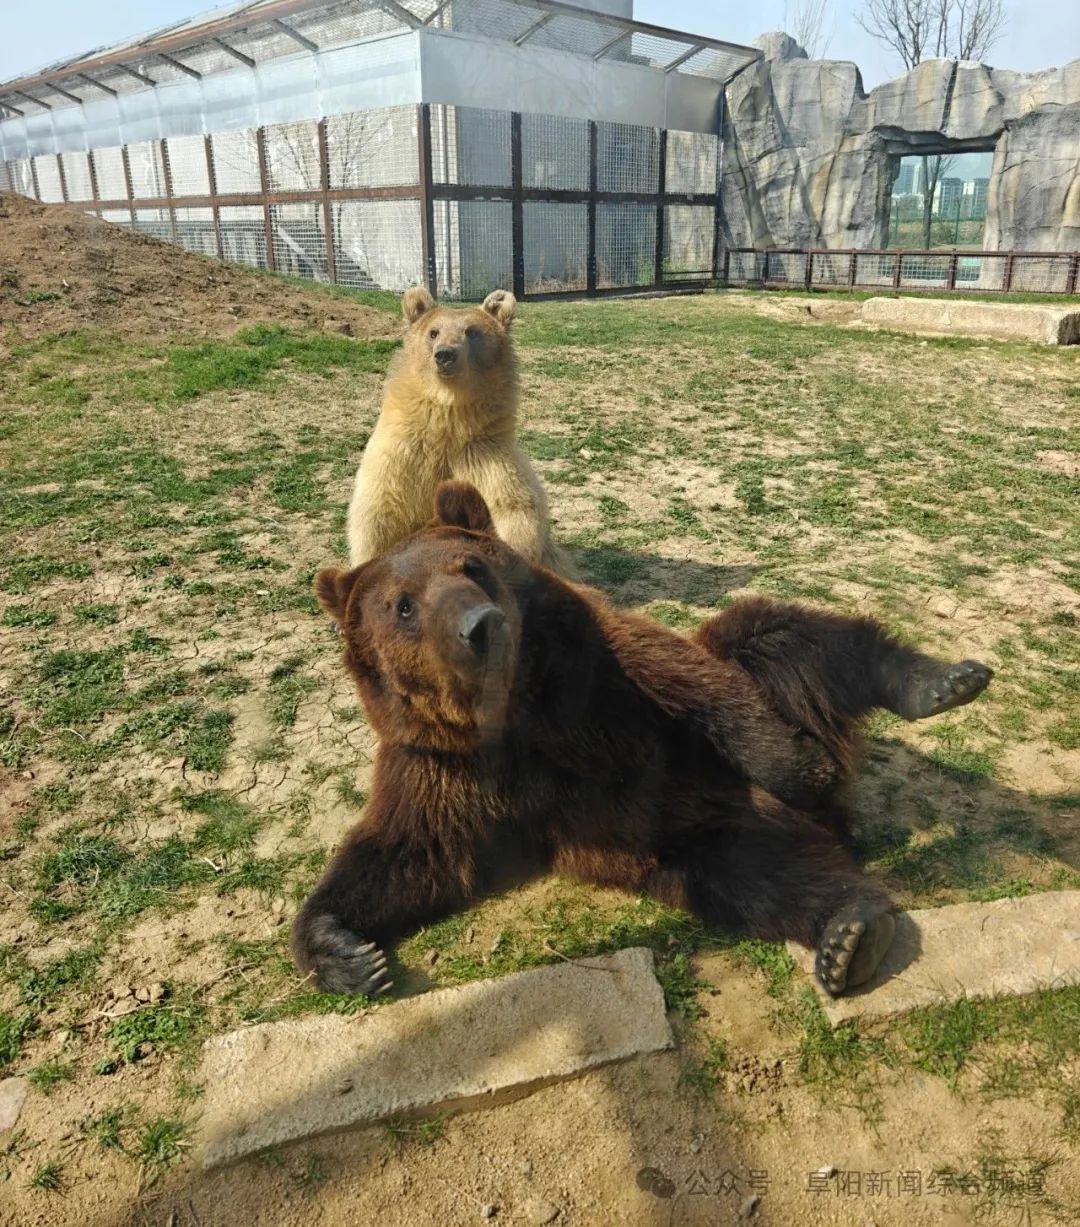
[900,660,992,721]
[815,905,896,997]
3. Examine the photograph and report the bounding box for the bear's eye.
[396,596,415,622]
[428,328,439,340]
[465,326,479,340]
[462,557,487,584]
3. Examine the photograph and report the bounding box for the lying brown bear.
[294,482,992,998]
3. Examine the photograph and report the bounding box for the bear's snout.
[434,345,460,373]
[458,604,506,656]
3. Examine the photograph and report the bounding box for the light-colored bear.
[346,287,572,575]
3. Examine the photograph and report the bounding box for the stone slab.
[788,891,1080,1025]
[196,946,673,1169]
[0,1077,28,1134]
[860,297,1080,345]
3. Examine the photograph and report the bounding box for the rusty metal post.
[120,145,136,225]
[1003,250,1014,292]
[87,149,100,205]
[256,127,276,272]
[847,250,857,289]
[29,156,41,201]
[317,118,337,284]
[160,138,178,244]
[654,128,667,287]
[417,103,436,295]
[946,248,959,291]
[1066,252,1079,296]
[510,110,524,300]
[587,120,598,295]
[55,153,68,203]
[205,135,224,261]
[892,249,902,289]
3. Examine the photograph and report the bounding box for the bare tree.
[784,0,831,58]
[858,0,1004,244]
[856,0,1006,71]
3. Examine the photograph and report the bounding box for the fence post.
[205,135,224,262]
[256,128,276,272]
[1066,253,1080,296]
[847,250,857,289]
[159,138,177,245]
[120,145,136,226]
[417,103,436,295]
[892,249,902,289]
[721,247,730,287]
[654,128,667,287]
[510,111,524,300]
[1003,250,1014,292]
[587,120,597,295]
[946,248,959,291]
[317,118,337,285]
[87,149,100,207]
[711,131,723,284]
[804,249,813,292]
[55,154,68,204]
[29,156,41,201]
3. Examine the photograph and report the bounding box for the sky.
[1,0,1077,88]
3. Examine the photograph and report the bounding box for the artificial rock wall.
[721,32,1080,252]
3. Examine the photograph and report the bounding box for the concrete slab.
[861,297,1080,345]
[0,1077,28,1134]
[196,946,673,1169]
[788,890,1080,1025]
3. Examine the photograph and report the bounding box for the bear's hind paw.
[297,913,394,996]
[894,659,992,721]
[815,904,896,997]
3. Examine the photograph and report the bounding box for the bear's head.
[315,483,530,747]
[399,287,517,388]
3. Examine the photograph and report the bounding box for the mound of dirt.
[0,193,398,343]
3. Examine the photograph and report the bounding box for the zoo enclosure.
[0,103,722,301]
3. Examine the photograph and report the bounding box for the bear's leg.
[291,826,472,995]
[697,597,992,729]
[654,795,897,997]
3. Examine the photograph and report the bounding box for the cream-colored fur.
[347,288,572,575]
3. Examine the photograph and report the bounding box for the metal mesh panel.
[896,252,951,289]
[92,68,148,95]
[174,206,217,257]
[446,0,535,42]
[853,252,899,288]
[288,0,412,45]
[724,249,765,284]
[132,208,172,241]
[432,106,511,188]
[219,204,267,268]
[9,159,35,198]
[167,41,246,78]
[100,208,132,225]
[522,113,589,191]
[530,13,616,58]
[808,252,849,286]
[597,202,656,288]
[524,202,588,293]
[762,251,808,284]
[270,202,328,280]
[1009,255,1072,293]
[166,134,211,196]
[0,162,12,193]
[435,200,513,300]
[666,130,717,196]
[266,121,322,192]
[677,45,761,83]
[127,140,167,199]
[34,156,64,202]
[92,147,128,200]
[60,151,94,201]
[211,129,261,194]
[333,199,423,290]
[597,122,659,194]
[664,206,713,279]
[629,31,695,69]
[972,253,1007,290]
[213,24,302,66]
[327,106,419,188]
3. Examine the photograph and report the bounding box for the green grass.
[27,1060,76,1093]
[106,999,207,1064]
[28,1160,64,1192]
[135,1116,191,1172]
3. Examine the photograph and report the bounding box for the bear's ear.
[402,286,436,324]
[434,482,495,536]
[481,289,517,328]
[314,567,362,622]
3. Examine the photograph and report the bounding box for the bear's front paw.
[292,911,393,996]
[894,659,993,722]
[815,902,896,997]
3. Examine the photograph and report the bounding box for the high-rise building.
[935,177,964,216]
[967,177,989,220]
[893,162,915,196]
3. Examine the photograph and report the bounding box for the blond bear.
[346,287,572,575]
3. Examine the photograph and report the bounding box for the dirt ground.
[1,200,1078,1227]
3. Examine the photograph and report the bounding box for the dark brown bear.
[293,482,992,998]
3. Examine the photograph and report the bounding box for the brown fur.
[293,483,991,997]
[346,287,572,576]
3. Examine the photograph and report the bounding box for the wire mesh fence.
[5,97,1077,302]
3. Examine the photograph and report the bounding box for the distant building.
[964,177,989,220]
[935,177,964,216]
[893,162,915,196]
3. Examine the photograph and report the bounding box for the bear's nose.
[434,346,458,368]
[458,604,505,654]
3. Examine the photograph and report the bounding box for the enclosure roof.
[0,0,760,120]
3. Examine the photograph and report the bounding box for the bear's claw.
[295,913,394,996]
[895,659,992,721]
[816,903,896,997]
